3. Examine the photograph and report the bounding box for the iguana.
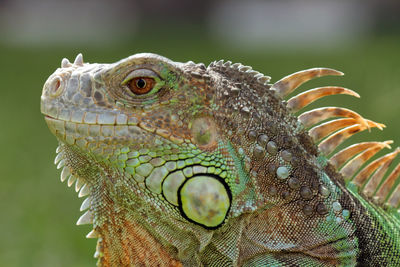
[40,53,400,266]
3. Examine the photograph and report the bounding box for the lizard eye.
[121,69,161,96]
[128,77,155,95]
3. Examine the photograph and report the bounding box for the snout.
[40,53,92,119]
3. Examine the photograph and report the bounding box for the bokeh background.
[0,0,399,266]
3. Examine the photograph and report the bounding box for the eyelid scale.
[121,69,159,85]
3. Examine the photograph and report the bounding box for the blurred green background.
[0,0,399,266]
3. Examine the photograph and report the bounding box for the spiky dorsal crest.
[271,67,400,211]
[209,59,271,86]
[209,60,399,211]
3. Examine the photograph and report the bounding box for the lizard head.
[41,53,242,261]
[41,53,220,152]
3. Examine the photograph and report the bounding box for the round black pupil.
[136,79,146,88]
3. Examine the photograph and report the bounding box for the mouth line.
[44,115,117,126]
[45,115,57,120]
[44,115,186,144]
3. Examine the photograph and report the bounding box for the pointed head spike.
[74,53,84,66]
[61,58,71,68]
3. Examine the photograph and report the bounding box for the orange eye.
[128,77,155,95]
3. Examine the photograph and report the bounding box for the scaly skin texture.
[41,53,400,266]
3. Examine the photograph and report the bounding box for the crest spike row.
[74,53,84,66]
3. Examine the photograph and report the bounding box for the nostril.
[49,76,64,97]
[54,80,60,91]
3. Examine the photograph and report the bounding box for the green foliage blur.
[0,30,399,266]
